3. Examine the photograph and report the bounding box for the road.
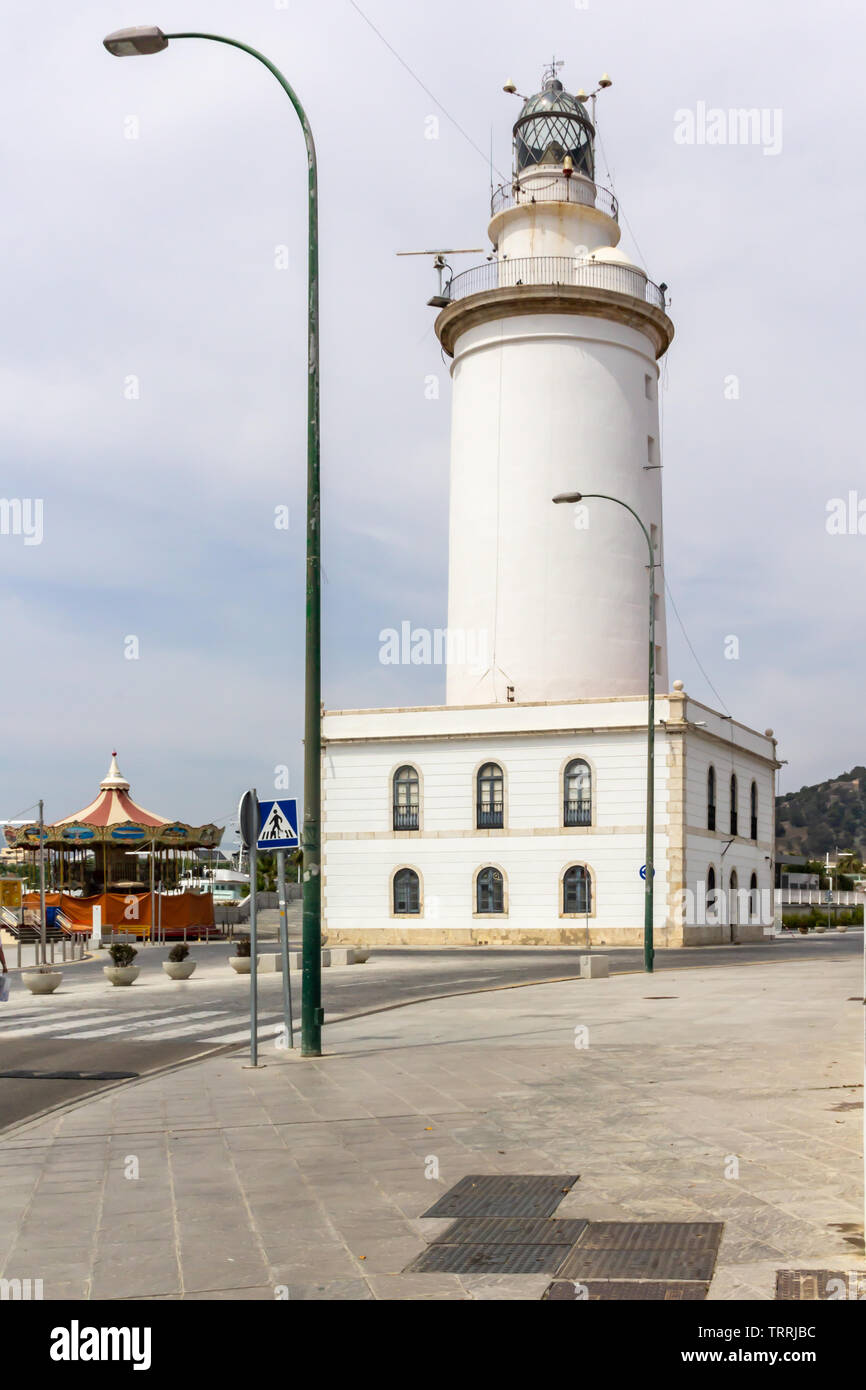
[0,931,860,1131]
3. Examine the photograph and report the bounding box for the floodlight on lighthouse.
[396,247,484,308]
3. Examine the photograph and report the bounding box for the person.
[0,940,7,973]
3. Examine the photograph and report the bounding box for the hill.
[775,767,866,859]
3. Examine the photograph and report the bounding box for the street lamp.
[553,490,656,972]
[104,26,324,1055]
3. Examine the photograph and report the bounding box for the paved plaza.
[0,955,862,1300]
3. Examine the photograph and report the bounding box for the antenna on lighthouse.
[396,249,484,307]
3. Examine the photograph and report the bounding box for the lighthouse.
[438,66,674,705]
[321,66,779,949]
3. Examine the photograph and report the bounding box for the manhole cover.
[775,1269,866,1300]
[421,1174,578,1220]
[406,1242,565,1275]
[577,1222,723,1251]
[555,1247,718,1281]
[431,1217,587,1246]
[545,1279,709,1301]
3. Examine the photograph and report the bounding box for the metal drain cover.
[421,1174,578,1219]
[775,1269,866,1300]
[577,1222,723,1251]
[431,1217,588,1246]
[556,1247,718,1281]
[545,1279,709,1301]
[406,1242,565,1275]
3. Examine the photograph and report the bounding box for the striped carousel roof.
[55,752,169,829]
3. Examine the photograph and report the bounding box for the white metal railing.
[491,175,618,221]
[776,888,863,906]
[446,255,666,310]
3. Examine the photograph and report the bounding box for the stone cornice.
[435,283,675,359]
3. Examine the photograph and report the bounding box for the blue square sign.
[256,798,300,850]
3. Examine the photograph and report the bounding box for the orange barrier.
[23,891,215,935]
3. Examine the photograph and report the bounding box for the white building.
[323,67,779,947]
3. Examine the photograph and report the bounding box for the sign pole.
[38,799,46,966]
[276,849,294,1048]
[248,791,260,1068]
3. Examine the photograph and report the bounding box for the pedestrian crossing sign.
[256,798,300,850]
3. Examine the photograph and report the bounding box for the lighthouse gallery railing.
[491,176,618,221]
[446,256,667,310]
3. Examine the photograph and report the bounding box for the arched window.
[563,864,592,914]
[750,781,758,841]
[476,763,504,829]
[730,869,739,925]
[749,871,759,921]
[707,865,717,920]
[476,866,504,914]
[393,765,419,831]
[564,759,592,826]
[730,774,738,836]
[393,868,420,915]
[707,767,716,831]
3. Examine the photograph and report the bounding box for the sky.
[1,0,863,842]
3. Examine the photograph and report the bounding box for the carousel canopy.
[56,752,168,829]
[4,753,223,851]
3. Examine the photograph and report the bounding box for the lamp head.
[553,492,582,504]
[103,26,169,57]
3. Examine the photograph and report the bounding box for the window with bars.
[707,766,716,831]
[476,763,504,829]
[750,781,758,840]
[730,773,738,836]
[392,765,419,831]
[563,758,591,826]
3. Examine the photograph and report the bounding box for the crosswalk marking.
[1,1010,130,1038]
[141,1011,281,1041]
[208,1020,287,1044]
[0,994,296,1046]
[70,1009,227,1040]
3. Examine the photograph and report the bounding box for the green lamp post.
[104,25,323,1051]
[553,491,656,973]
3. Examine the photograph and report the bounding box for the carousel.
[4,753,224,937]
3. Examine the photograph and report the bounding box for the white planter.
[815,924,826,933]
[104,965,140,987]
[229,956,251,974]
[22,970,62,995]
[162,961,196,980]
[837,923,848,933]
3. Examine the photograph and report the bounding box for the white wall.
[445,311,668,706]
[323,719,671,935]
[683,723,776,941]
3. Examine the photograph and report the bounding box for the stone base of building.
[322,921,767,948]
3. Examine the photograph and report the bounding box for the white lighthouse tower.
[321,66,779,949]
[438,66,674,705]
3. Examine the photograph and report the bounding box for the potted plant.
[163,943,196,980]
[22,964,62,995]
[229,938,252,974]
[104,942,140,986]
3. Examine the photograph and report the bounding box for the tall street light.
[104,26,324,1054]
[553,491,656,973]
